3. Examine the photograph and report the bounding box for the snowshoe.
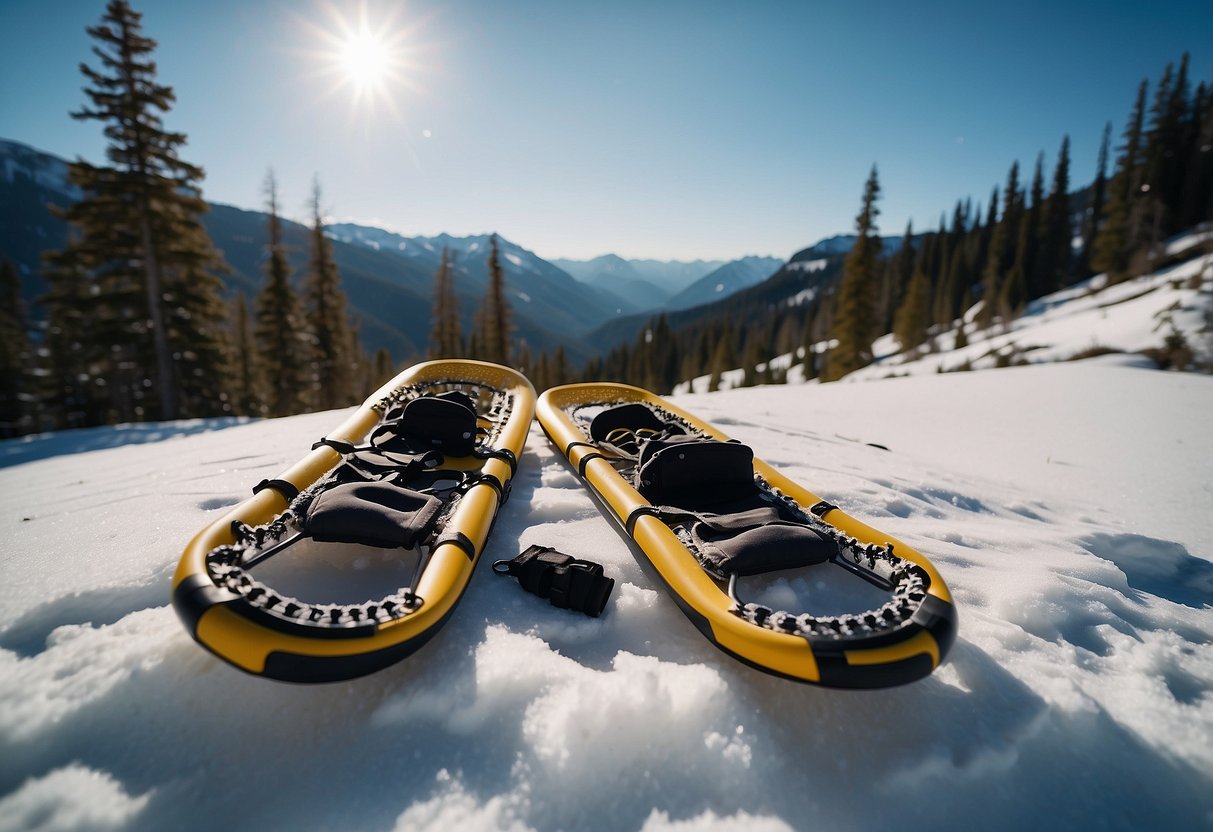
[172,360,535,682]
[536,382,957,688]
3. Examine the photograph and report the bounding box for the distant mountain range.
[665,256,785,310]
[1,136,901,366]
[581,234,915,350]
[551,255,728,304]
[0,139,686,361]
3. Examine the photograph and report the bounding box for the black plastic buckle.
[493,545,615,617]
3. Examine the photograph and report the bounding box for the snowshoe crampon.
[172,360,535,682]
[536,382,957,689]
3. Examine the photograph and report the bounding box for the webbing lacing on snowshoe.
[202,379,516,632]
[574,401,932,641]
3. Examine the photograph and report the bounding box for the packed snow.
[1,353,1211,830]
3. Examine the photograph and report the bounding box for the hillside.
[1,359,1210,830]
[684,228,1213,391]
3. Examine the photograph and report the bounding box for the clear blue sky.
[1,0,1210,261]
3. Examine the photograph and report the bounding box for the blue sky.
[1,0,1210,261]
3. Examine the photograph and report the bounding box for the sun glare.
[308,2,419,115]
[339,28,391,90]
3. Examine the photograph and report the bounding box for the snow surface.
[1,358,1212,831]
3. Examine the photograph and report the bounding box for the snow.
[785,258,828,273]
[784,287,819,307]
[2,353,1211,829]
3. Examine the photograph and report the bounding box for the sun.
[338,26,392,92]
[307,2,419,114]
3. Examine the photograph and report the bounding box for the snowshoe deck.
[536,382,957,689]
[172,360,535,682]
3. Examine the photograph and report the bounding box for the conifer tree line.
[583,51,1212,391]
[0,0,381,436]
[426,233,579,391]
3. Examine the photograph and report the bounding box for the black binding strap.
[253,478,300,501]
[578,452,606,479]
[476,446,518,475]
[625,504,663,536]
[564,440,599,457]
[433,529,476,560]
[810,500,838,517]
[493,545,614,617]
[463,472,512,504]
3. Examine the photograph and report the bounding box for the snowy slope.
[689,229,1212,397]
[852,231,1213,380]
[1,360,1211,831]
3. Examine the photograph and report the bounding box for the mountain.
[325,223,647,345]
[664,256,784,310]
[552,254,727,300]
[0,139,624,363]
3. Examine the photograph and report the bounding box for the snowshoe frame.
[172,360,535,682]
[537,382,957,689]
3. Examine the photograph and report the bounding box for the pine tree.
[1179,81,1213,230]
[707,324,736,392]
[1040,135,1073,295]
[934,203,969,326]
[1081,123,1112,278]
[429,246,462,358]
[42,0,230,423]
[0,258,35,436]
[648,313,679,393]
[553,345,569,387]
[229,292,264,417]
[1001,155,1045,311]
[533,351,552,391]
[303,179,355,408]
[254,171,309,417]
[894,265,932,352]
[41,257,105,428]
[741,333,764,387]
[475,235,512,365]
[1093,80,1149,283]
[825,166,883,381]
[980,161,1022,325]
[953,319,969,350]
[881,222,915,334]
[371,347,395,391]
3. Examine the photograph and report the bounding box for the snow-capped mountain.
[326,221,649,330]
[664,255,784,310]
[0,138,80,202]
